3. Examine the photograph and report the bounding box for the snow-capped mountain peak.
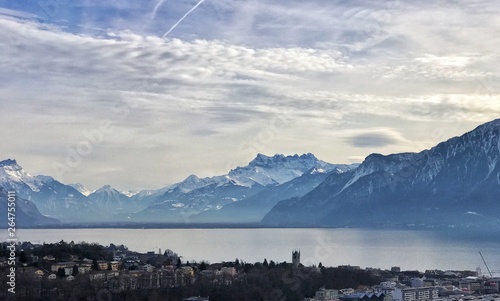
[248,153,318,168]
[173,174,222,193]
[0,159,43,192]
[121,190,139,197]
[69,183,93,196]
[0,159,17,167]
[94,184,122,195]
[35,175,55,183]
[228,153,341,186]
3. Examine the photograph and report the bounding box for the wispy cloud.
[0,0,499,190]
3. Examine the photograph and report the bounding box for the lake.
[2,228,500,273]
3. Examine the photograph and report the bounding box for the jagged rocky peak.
[249,153,318,167]
[362,152,418,167]
[453,118,500,144]
[69,183,93,196]
[90,185,122,196]
[34,175,54,183]
[183,174,200,183]
[476,118,500,131]
[0,158,18,167]
[95,184,116,192]
[249,153,281,166]
[0,159,24,173]
[0,159,40,188]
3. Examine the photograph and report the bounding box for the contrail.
[162,0,206,38]
[151,0,166,20]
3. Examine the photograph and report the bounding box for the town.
[1,241,500,301]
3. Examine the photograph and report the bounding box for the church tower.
[292,250,300,268]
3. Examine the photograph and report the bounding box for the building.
[34,269,45,277]
[293,250,301,268]
[392,286,439,301]
[97,261,109,270]
[374,282,398,296]
[315,288,339,300]
[484,279,500,293]
[51,262,77,276]
[458,278,482,292]
[110,261,120,271]
[77,263,92,274]
[220,267,237,277]
[341,293,388,301]
[142,264,155,273]
[43,255,55,261]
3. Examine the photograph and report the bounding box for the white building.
[315,288,339,300]
[392,287,439,301]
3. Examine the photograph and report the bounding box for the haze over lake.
[4,228,500,273]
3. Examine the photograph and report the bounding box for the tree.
[72,265,79,276]
[235,258,240,267]
[199,261,207,271]
[107,263,112,270]
[263,258,269,267]
[318,262,323,269]
[19,251,27,263]
[92,259,99,271]
[176,258,181,269]
[57,267,65,278]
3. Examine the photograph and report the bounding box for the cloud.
[347,133,400,148]
[343,128,408,148]
[1,1,500,190]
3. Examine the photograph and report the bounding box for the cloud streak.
[0,1,499,190]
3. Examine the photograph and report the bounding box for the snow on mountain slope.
[0,159,96,221]
[227,153,342,187]
[0,153,358,224]
[0,159,44,192]
[69,182,93,196]
[133,153,356,222]
[263,118,500,228]
[122,190,139,197]
[155,153,343,197]
[87,184,138,212]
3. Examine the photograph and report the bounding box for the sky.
[1,0,499,191]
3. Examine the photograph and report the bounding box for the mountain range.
[132,153,353,223]
[0,153,354,226]
[1,118,499,228]
[262,119,500,229]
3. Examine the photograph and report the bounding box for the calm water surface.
[3,228,500,272]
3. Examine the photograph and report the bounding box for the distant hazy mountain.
[133,153,343,222]
[0,187,59,227]
[192,164,358,223]
[262,119,500,229]
[69,182,93,196]
[87,185,141,214]
[0,160,145,222]
[0,159,95,221]
[5,118,499,228]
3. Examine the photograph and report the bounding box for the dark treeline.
[2,263,383,301]
[0,242,384,301]
[0,240,118,261]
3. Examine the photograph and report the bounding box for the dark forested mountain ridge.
[262,119,500,228]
